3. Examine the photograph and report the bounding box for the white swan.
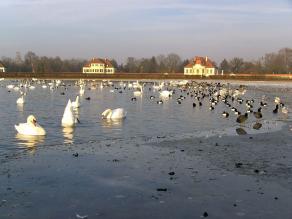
[102,108,127,119]
[71,96,80,109]
[16,95,25,104]
[79,86,85,96]
[160,90,172,98]
[15,115,46,136]
[62,99,76,127]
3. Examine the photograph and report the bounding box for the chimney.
[205,56,208,62]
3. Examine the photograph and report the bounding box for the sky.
[0,0,292,63]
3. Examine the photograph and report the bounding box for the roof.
[184,56,215,68]
[84,58,114,68]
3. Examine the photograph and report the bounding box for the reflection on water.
[17,104,24,112]
[62,127,74,144]
[16,134,45,154]
[101,119,124,129]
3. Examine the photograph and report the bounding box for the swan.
[62,99,77,127]
[71,96,80,109]
[160,90,172,98]
[15,115,46,136]
[16,95,25,104]
[102,108,127,119]
[79,86,85,96]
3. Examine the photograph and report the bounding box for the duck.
[15,115,46,136]
[273,105,279,114]
[62,100,76,127]
[253,107,262,119]
[236,113,248,123]
[101,108,127,119]
[222,111,229,118]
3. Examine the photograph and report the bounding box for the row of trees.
[1,48,292,74]
[220,48,292,74]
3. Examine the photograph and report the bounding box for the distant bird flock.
[0,78,289,137]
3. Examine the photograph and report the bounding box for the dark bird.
[157,100,163,104]
[222,111,229,118]
[131,97,137,101]
[150,96,155,100]
[199,102,202,106]
[236,113,248,123]
[273,105,279,114]
[85,97,91,100]
[192,103,196,108]
[253,107,262,119]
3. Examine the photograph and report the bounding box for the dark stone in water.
[157,188,167,192]
[168,171,175,176]
[72,152,78,157]
[157,136,166,139]
[112,159,119,162]
[85,97,91,100]
[254,169,259,173]
[274,197,278,200]
[203,212,208,217]
[235,162,243,168]
[253,122,262,130]
[236,128,247,135]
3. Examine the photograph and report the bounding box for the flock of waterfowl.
[0,78,289,137]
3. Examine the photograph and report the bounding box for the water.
[1,79,292,219]
[0,80,291,158]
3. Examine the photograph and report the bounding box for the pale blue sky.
[0,0,292,63]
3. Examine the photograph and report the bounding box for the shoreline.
[1,73,292,82]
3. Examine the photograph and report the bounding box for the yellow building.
[83,58,115,74]
[184,56,216,76]
[0,62,5,72]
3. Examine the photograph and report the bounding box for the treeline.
[1,48,292,74]
[1,52,87,73]
[219,48,292,74]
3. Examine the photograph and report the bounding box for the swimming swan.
[62,99,77,127]
[101,108,127,119]
[15,115,46,136]
[16,95,25,104]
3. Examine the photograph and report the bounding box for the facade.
[83,58,115,74]
[184,56,216,76]
[0,62,5,73]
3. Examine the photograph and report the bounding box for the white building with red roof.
[83,58,115,74]
[0,62,5,73]
[184,56,216,76]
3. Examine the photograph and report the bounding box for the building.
[83,58,115,74]
[0,62,5,73]
[184,56,216,76]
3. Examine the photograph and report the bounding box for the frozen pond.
[0,79,292,219]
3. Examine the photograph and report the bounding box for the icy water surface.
[0,80,291,157]
[0,79,292,219]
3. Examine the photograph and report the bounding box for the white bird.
[62,99,77,127]
[79,86,85,96]
[282,106,289,114]
[101,108,127,119]
[16,95,25,104]
[133,86,143,96]
[160,90,172,98]
[275,97,281,104]
[15,115,46,136]
[71,96,80,109]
